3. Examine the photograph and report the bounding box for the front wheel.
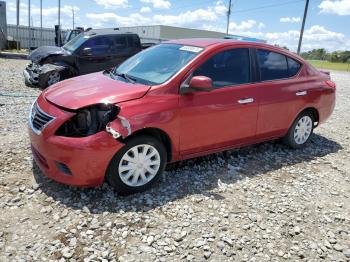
[106,135,167,195]
[283,111,314,149]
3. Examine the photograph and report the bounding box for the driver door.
[76,35,115,75]
[179,48,259,156]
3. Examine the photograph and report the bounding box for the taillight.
[325,80,336,89]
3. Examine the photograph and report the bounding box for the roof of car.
[165,38,281,49]
[84,28,138,36]
[164,38,302,60]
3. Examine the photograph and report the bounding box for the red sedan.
[28,39,336,194]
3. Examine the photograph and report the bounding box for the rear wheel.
[106,135,167,195]
[283,111,314,149]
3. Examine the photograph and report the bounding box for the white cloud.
[87,3,224,28]
[229,20,258,32]
[280,17,301,23]
[214,1,228,16]
[262,25,349,51]
[258,22,265,29]
[204,20,350,52]
[153,8,217,26]
[140,0,171,9]
[94,0,129,9]
[319,0,350,16]
[304,25,345,41]
[140,6,152,13]
[86,12,151,27]
[6,2,80,29]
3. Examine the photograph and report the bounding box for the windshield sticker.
[179,46,203,53]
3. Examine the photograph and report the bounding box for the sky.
[3,0,350,52]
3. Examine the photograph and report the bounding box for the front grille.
[29,102,55,134]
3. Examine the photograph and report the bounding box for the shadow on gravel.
[32,134,342,214]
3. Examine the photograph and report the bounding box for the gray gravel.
[0,58,349,261]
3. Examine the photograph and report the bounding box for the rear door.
[254,49,306,139]
[179,48,259,156]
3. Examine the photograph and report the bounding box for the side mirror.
[81,47,92,56]
[188,76,213,92]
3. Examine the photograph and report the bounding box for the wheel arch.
[299,107,319,126]
[121,127,173,162]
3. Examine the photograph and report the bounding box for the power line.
[231,0,304,14]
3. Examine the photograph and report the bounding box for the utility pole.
[58,0,61,46]
[226,0,232,35]
[72,7,75,29]
[16,0,19,50]
[297,0,309,54]
[40,0,42,46]
[28,0,31,50]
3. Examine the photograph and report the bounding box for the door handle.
[238,98,254,104]
[296,91,307,96]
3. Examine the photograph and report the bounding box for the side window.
[193,48,250,88]
[114,36,127,50]
[127,35,140,48]
[257,49,289,81]
[287,57,301,77]
[82,36,113,55]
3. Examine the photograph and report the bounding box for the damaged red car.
[29,39,336,194]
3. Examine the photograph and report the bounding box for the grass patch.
[308,60,350,72]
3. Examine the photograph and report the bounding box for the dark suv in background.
[23,29,142,88]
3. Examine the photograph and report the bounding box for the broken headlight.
[55,104,119,137]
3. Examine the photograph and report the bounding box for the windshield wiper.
[112,70,136,84]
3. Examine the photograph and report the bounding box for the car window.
[193,48,250,88]
[287,57,301,77]
[115,44,201,85]
[82,36,113,55]
[257,49,289,81]
[114,35,127,50]
[128,35,140,48]
[63,34,89,52]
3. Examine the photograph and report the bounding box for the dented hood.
[44,72,151,110]
[28,46,67,63]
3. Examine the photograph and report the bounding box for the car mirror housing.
[81,47,92,56]
[188,76,213,92]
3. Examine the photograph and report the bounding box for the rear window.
[287,57,301,77]
[128,35,140,48]
[257,49,289,81]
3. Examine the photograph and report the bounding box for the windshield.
[63,33,88,52]
[113,44,203,85]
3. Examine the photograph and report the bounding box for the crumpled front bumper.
[23,62,67,88]
[29,95,125,187]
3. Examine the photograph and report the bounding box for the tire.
[283,111,314,149]
[106,135,167,195]
[39,70,62,89]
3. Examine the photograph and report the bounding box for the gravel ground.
[0,58,349,261]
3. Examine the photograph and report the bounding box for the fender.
[51,61,78,76]
[104,94,180,160]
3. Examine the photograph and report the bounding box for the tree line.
[300,49,350,63]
